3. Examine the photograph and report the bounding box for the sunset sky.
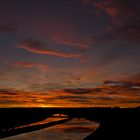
[0,0,140,107]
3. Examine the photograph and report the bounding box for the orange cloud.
[12,62,36,68]
[12,61,45,68]
[1,76,140,108]
[0,85,140,108]
[17,39,82,58]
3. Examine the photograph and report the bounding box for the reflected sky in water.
[3,118,99,140]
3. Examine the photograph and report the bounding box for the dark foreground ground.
[0,107,140,139]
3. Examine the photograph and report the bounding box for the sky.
[0,0,140,107]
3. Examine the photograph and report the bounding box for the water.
[3,117,99,140]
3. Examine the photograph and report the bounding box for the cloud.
[82,0,91,5]
[0,83,140,107]
[12,61,39,68]
[115,19,140,43]
[36,18,91,50]
[84,0,140,44]
[122,73,140,85]
[93,20,140,44]
[103,80,131,87]
[16,38,83,58]
[12,61,48,68]
[13,61,50,82]
[0,25,17,33]
[121,100,140,104]
[64,88,101,94]
[63,88,96,94]
[103,78,140,89]
[55,95,93,104]
[0,89,17,95]
[34,18,90,47]
[86,0,137,18]
[53,35,89,49]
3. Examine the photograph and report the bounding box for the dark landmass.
[83,107,140,139]
[0,107,140,139]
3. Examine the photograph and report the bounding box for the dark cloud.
[96,96,115,101]
[57,95,93,104]
[104,18,140,44]
[124,73,140,84]
[121,100,140,104]
[0,91,17,96]
[57,95,90,99]
[91,0,137,18]
[103,79,140,89]
[103,73,140,90]
[0,25,17,33]
[0,88,18,95]
[63,88,101,94]
[114,19,140,44]
[92,19,140,44]
[85,0,140,44]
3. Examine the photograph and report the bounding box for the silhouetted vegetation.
[83,107,140,139]
[0,108,53,131]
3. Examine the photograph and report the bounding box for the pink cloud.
[16,39,83,58]
[86,0,136,18]
[54,35,89,49]
[12,61,48,68]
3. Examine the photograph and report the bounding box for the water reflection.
[3,118,99,140]
[2,115,67,132]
